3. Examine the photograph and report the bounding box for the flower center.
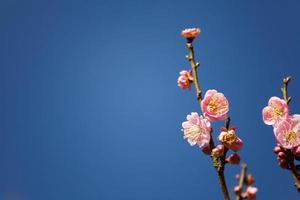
[208,100,218,113]
[285,131,297,144]
[271,105,283,118]
[221,130,237,145]
[185,125,203,138]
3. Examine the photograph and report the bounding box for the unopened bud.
[226,153,240,165]
[246,174,255,185]
[279,159,288,169]
[273,146,282,154]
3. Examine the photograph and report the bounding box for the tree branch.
[281,76,292,104]
[186,42,202,104]
[185,40,230,200]
[236,164,247,200]
[280,76,300,193]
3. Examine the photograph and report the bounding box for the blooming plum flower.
[177,70,193,90]
[181,28,201,40]
[273,115,300,149]
[262,97,289,126]
[201,90,229,122]
[218,128,243,151]
[182,112,211,149]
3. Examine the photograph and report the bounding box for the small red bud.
[246,174,255,185]
[233,185,241,193]
[278,152,287,159]
[201,145,211,155]
[279,159,288,169]
[273,146,282,154]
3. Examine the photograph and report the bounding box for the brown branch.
[280,76,300,193]
[186,42,202,104]
[185,40,230,200]
[291,166,300,192]
[281,76,292,104]
[236,164,247,200]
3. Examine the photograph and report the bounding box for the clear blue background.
[1,0,300,199]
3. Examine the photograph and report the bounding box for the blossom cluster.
[177,27,256,199]
[178,28,243,163]
[262,97,300,155]
[180,88,243,163]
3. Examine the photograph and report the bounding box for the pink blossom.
[181,28,201,39]
[218,128,243,151]
[273,115,300,149]
[211,144,224,157]
[182,112,211,149]
[246,186,258,200]
[262,97,289,125]
[177,70,193,90]
[226,153,240,165]
[201,90,229,122]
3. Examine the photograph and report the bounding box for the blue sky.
[1,0,300,199]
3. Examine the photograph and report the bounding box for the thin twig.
[186,42,202,104]
[281,76,292,104]
[280,76,300,192]
[236,164,247,200]
[185,40,230,200]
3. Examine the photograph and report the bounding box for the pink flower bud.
[277,151,287,159]
[177,70,193,90]
[246,174,255,185]
[218,128,243,152]
[201,145,212,155]
[181,28,201,40]
[273,145,283,154]
[279,159,288,169]
[211,145,224,157]
[233,185,241,193]
[246,186,258,200]
[226,153,240,165]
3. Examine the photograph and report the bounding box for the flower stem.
[236,164,247,200]
[185,40,230,200]
[281,76,292,104]
[215,117,231,200]
[186,42,202,104]
[280,76,300,192]
[290,165,300,192]
[217,168,231,200]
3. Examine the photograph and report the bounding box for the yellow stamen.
[208,99,218,113]
[221,130,237,145]
[270,104,283,120]
[285,131,297,144]
[184,125,203,139]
